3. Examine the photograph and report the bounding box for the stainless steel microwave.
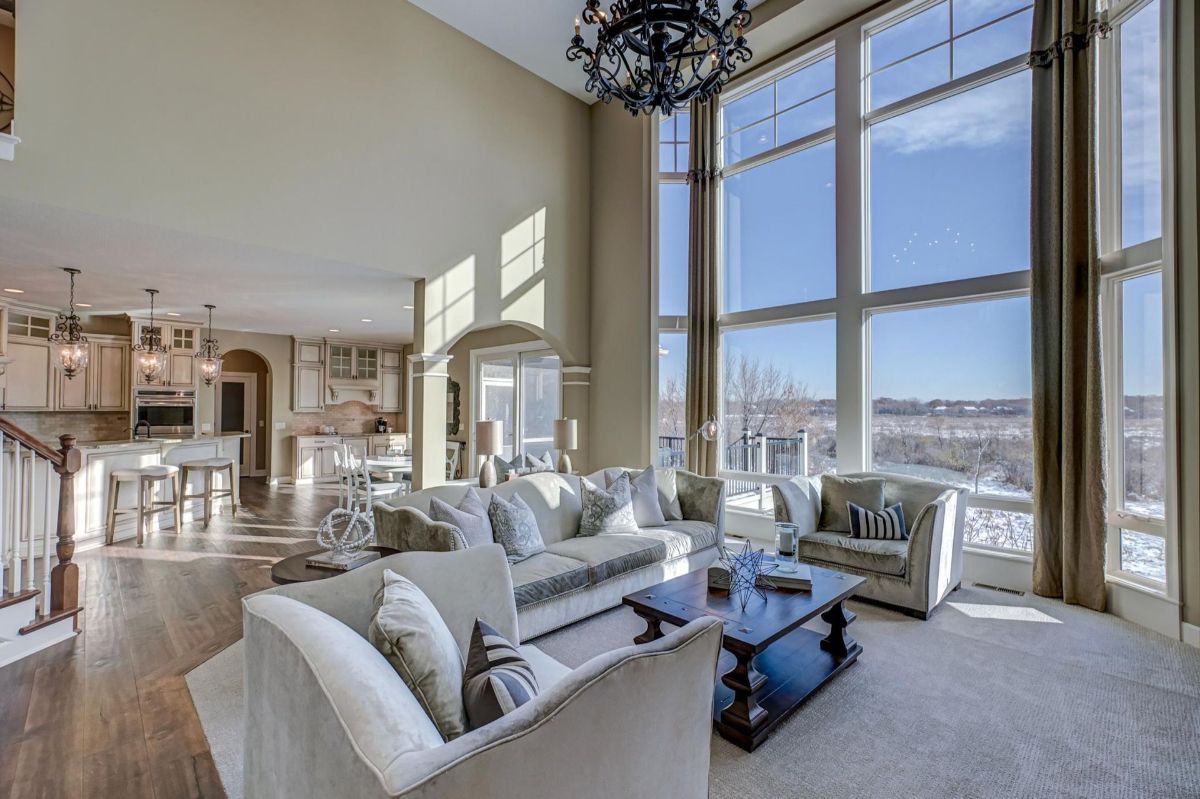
[134,389,196,435]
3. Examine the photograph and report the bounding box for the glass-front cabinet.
[325,343,381,384]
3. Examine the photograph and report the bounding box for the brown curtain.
[685,98,720,477]
[1029,0,1110,611]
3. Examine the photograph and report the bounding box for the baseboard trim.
[1184,622,1200,649]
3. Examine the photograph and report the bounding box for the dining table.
[365,455,413,481]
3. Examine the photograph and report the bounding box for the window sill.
[1105,572,1172,601]
[0,132,18,162]
[963,544,1032,562]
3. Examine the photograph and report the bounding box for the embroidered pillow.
[847,501,908,541]
[579,472,640,536]
[624,467,666,528]
[462,618,539,729]
[487,493,545,563]
[428,487,493,548]
[367,570,468,741]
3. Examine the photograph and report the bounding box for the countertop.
[67,432,250,451]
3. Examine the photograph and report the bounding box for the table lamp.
[553,418,578,474]
[476,419,503,488]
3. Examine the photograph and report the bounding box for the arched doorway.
[216,349,272,478]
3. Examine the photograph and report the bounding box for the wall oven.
[134,389,196,436]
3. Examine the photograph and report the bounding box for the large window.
[656,107,690,466]
[1100,0,1170,590]
[472,345,561,468]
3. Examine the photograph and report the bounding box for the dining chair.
[351,449,404,511]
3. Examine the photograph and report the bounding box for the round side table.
[270,546,399,585]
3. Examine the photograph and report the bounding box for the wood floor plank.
[0,480,333,799]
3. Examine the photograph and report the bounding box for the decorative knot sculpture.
[316,507,375,560]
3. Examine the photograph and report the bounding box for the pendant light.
[196,304,223,386]
[50,268,90,379]
[133,288,169,382]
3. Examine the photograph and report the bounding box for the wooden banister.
[0,417,64,466]
[50,434,81,615]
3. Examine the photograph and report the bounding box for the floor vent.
[973,582,1025,597]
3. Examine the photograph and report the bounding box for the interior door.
[217,373,256,477]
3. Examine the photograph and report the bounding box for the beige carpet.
[187,585,1200,799]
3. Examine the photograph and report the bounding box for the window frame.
[1097,0,1177,595]
[467,340,562,475]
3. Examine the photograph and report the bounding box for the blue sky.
[659,1,1163,402]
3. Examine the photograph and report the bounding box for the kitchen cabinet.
[326,343,380,385]
[4,340,54,411]
[378,349,404,412]
[293,365,324,412]
[341,436,370,457]
[370,433,407,457]
[294,436,344,482]
[55,338,130,412]
[131,320,198,388]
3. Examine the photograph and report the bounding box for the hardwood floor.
[0,479,339,799]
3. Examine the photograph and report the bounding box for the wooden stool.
[179,457,239,527]
[105,464,182,547]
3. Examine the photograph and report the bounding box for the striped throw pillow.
[462,618,540,729]
[847,501,907,541]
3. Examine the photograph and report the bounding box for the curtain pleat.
[685,99,720,477]
[1029,0,1110,611]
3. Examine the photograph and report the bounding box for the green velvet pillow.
[818,475,885,533]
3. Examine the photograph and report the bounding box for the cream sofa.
[773,472,967,619]
[243,545,724,799]
[373,469,725,639]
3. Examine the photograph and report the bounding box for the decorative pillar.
[408,353,453,490]
[562,366,591,473]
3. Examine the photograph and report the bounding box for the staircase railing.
[0,417,82,619]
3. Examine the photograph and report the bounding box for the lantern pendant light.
[196,304,223,387]
[133,288,169,382]
[50,268,90,380]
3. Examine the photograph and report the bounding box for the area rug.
[186,585,1200,799]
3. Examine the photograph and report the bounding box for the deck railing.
[657,430,809,499]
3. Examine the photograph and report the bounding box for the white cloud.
[871,73,1029,154]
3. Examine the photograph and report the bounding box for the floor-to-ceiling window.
[1099,0,1172,591]
[656,111,690,466]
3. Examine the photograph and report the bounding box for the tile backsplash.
[2,412,130,445]
[293,400,403,436]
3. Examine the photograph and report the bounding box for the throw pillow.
[818,474,885,533]
[428,487,493,548]
[848,501,908,541]
[655,467,684,521]
[488,493,545,563]
[579,472,640,536]
[367,570,468,741]
[493,455,514,481]
[626,467,667,528]
[539,451,556,472]
[462,618,539,729]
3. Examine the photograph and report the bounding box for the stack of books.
[707,558,813,592]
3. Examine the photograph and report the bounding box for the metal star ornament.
[718,539,778,611]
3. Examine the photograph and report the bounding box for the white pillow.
[368,570,468,741]
[579,473,640,536]
[625,467,667,527]
[655,467,684,521]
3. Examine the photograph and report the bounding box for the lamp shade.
[553,418,578,451]
[476,420,503,457]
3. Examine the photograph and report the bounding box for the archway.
[217,349,272,478]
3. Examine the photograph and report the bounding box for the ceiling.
[0,197,416,344]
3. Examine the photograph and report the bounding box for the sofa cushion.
[840,472,955,537]
[546,534,667,584]
[579,473,640,536]
[818,475,885,533]
[510,552,590,608]
[463,618,540,729]
[797,530,908,576]
[489,493,546,564]
[655,468,685,521]
[428,487,493,548]
[367,570,468,741]
[638,521,719,560]
[625,467,667,528]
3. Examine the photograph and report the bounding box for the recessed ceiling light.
[403,305,414,310]
[3,288,24,294]
[328,328,340,333]
[360,318,373,323]
[76,302,92,308]
[166,312,182,317]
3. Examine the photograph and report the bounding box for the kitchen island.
[66,433,249,548]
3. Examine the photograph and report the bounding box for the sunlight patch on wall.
[424,255,477,353]
[500,208,547,332]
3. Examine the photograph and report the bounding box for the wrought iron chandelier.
[50,268,89,380]
[133,288,169,382]
[196,304,224,387]
[567,0,753,116]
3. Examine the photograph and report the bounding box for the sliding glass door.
[472,345,561,472]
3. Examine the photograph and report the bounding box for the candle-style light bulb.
[575,17,581,35]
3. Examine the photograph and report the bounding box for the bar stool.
[105,465,182,546]
[179,457,239,527]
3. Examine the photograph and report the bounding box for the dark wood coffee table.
[270,546,399,585]
[623,564,865,752]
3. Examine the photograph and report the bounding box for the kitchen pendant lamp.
[50,268,90,380]
[133,289,169,382]
[196,304,224,387]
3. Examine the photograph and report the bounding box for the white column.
[408,353,453,490]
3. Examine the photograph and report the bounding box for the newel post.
[50,434,82,614]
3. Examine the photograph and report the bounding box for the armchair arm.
[771,477,820,535]
[386,617,725,799]
[905,488,967,612]
[373,504,467,553]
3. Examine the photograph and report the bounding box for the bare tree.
[658,373,686,438]
[722,351,814,440]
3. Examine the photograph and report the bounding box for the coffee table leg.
[633,612,665,645]
[820,600,857,660]
[719,649,768,743]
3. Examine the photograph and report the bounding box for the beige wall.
[8,0,591,364]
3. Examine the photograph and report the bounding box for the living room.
[0,0,1198,797]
